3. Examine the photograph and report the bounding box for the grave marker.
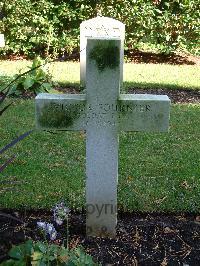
[36,37,170,238]
[0,34,5,47]
[80,16,125,88]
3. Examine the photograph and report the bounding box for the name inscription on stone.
[36,94,170,132]
[52,102,151,113]
[49,102,152,126]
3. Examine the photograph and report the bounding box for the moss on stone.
[89,40,120,72]
[38,102,81,128]
[117,99,127,116]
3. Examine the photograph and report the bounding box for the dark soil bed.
[0,210,200,265]
[5,50,200,66]
[1,87,200,104]
[54,87,200,104]
[127,88,200,104]
[126,50,200,66]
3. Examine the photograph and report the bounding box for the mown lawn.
[0,99,200,212]
[0,60,200,90]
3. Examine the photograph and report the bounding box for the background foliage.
[0,0,199,58]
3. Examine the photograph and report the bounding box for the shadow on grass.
[125,50,198,65]
[54,81,200,93]
[122,81,200,92]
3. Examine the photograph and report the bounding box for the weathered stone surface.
[80,16,125,87]
[118,94,170,132]
[36,93,170,133]
[85,38,121,237]
[35,37,171,238]
[35,94,86,130]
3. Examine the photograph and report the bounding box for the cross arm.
[35,93,86,131]
[118,94,170,132]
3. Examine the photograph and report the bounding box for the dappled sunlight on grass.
[0,100,199,212]
[0,60,199,90]
[123,63,200,90]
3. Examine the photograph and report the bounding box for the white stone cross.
[36,37,170,238]
[0,34,5,47]
[80,16,125,88]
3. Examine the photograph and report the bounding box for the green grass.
[0,100,200,212]
[123,63,200,90]
[0,59,199,211]
[0,60,200,90]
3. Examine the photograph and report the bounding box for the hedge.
[0,0,199,58]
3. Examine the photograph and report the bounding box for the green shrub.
[1,240,98,265]
[0,0,85,58]
[0,201,98,265]
[0,0,199,57]
[8,57,54,96]
[100,0,199,54]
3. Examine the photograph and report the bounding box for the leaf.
[23,76,35,89]
[41,82,53,92]
[58,248,69,263]
[31,259,46,266]
[31,251,43,261]
[1,259,26,266]
[155,9,162,14]
[14,89,22,96]
[67,262,77,266]
[164,2,170,8]
[7,83,18,95]
[34,242,47,253]
[48,243,59,254]
[0,259,15,265]
[35,69,46,80]
[69,247,97,265]
[48,255,57,262]
[24,240,34,256]
[9,245,25,260]
[85,256,96,265]
[166,34,171,41]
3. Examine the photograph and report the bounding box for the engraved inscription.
[43,102,152,127]
[49,103,151,115]
[84,25,121,37]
